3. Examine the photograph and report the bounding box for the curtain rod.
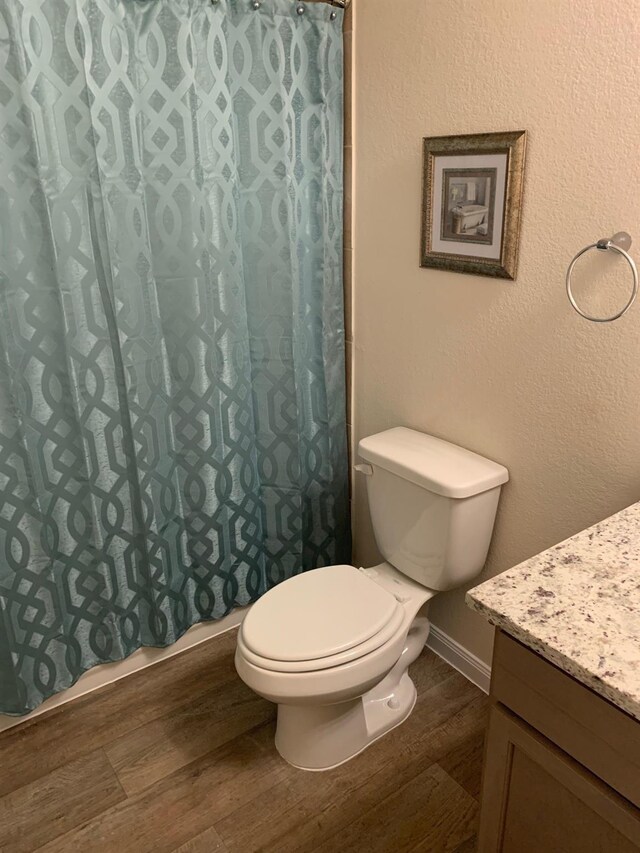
[311,0,351,8]
[290,0,352,8]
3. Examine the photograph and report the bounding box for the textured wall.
[352,0,640,663]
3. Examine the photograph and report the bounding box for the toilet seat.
[238,564,406,674]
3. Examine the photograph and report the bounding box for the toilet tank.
[358,428,508,591]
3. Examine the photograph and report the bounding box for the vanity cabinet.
[477,630,640,852]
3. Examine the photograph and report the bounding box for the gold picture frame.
[420,130,527,279]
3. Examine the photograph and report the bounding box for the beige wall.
[351,0,640,664]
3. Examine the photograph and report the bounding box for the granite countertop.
[467,501,640,722]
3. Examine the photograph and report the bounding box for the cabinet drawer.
[491,630,640,808]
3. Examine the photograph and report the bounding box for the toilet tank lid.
[358,427,509,499]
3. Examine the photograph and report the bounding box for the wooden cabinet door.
[478,704,640,853]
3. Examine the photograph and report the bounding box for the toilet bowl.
[236,562,436,770]
[235,427,509,770]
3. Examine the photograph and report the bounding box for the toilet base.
[275,672,417,771]
[274,612,431,771]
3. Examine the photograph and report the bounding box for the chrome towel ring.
[566,231,638,323]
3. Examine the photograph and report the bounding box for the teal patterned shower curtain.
[0,0,348,715]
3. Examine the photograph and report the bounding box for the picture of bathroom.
[441,167,497,244]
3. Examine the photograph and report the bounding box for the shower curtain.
[0,0,348,715]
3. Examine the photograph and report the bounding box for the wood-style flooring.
[0,629,487,853]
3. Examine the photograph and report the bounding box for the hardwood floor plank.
[450,835,478,853]
[407,649,459,694]
[216,722,435,853]
[216,653,483,853]
[412,831,478,853]
[408,667,484,737]
[0,629,239,799]
[311,763,479,853]
[438,730,486,801]
[0,749,126,853]
[172,826,228,853]
[420,694,488,758]
[105,677,274,794]
[420,694,489,800]
[36,723,287,853]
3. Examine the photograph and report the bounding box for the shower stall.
[0,0,349,717]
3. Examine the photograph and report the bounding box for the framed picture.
[420,130,527,279]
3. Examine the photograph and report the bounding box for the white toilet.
[235,427,508,771]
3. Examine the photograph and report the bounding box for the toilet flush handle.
[353,463,373,476]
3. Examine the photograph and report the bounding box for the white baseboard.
[426,624,491,694]
[0,607,248,734]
